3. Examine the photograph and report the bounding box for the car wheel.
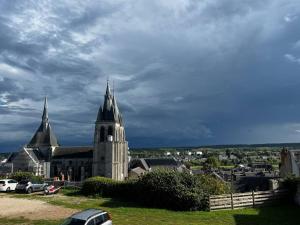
[6,187,10,192]
[27,188,32,194]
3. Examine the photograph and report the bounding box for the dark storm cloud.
[1,0,300,151]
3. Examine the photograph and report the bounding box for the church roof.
[52,146,93,159]
[24,148,45,162]
[96,82,123,125]
[144,158,181,168]
[27,97,59,148]
[129,158,182,171]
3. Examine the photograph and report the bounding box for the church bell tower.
[93,82,128,180]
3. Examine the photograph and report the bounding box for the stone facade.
[93,84,128,181]
[280,148,300,178]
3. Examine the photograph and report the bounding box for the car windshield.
[61,218,86,225]
[0,181,5,185]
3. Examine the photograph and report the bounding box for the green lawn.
[1,191,300,225]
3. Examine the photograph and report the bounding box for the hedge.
[9,172,43,182]
[82,170,230,211]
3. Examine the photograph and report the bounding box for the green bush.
[81,176,119,196]
[196,174,231,195]
[82,170,229,211]
[136,169,206,210]
[9,172,43,182]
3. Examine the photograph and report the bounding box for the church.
[4,83,128,181]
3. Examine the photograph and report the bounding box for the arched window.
[100,126,105,142]
[108,126,113,136]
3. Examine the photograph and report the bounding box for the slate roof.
[6,148,47,164]
[27,97,59,148]
[144,158,181,168]
[129,167,146,176]
[96,82,123,125]
[52,146,94,159]
[24,148,45,162]
[130,157,181,171]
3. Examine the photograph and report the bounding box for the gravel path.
[0,196,78,220]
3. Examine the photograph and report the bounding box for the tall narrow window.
[108,126,113,136]
[100,126,105,142]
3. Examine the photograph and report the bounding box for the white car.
[0,179,18,192]
[61,209,112,225]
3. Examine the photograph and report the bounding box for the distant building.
[129,157,187,176]
[164,152,171,156]
[3,83,128,181]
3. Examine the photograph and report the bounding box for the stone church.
[4,83,128,181]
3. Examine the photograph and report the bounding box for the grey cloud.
[1,0,300,151]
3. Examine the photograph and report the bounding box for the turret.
[27,97,59,148]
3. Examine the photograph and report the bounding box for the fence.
[208,189,289,211]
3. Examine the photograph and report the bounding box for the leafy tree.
[204,157,220,170]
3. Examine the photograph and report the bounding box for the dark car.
[61,209,112,225]
[15,180,48,194]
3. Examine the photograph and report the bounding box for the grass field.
[1,191,300,225]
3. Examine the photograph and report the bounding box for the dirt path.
[0,196,78,220]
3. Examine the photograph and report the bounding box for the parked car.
[0,179,18,192]
[15,180,48,194]
[61,209,112,225]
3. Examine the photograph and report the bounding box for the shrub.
[81,170,230,211]
[10,172,31,182]
[196,174,231,195]
[9,172,43,183]
[136,169,206,210]
[81,176,119,196]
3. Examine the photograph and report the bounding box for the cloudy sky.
[1,0,300,151]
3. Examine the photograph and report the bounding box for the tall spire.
[105,80,111,97]
[96,82,123,125]
[27,97,59,148]
[42,96,48,127]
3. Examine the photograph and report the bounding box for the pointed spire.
[96,82,123,125]
[42,96,48,127]
[27,97,59,147]
[105,80,111,97]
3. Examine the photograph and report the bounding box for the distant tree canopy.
[204,156,220,170]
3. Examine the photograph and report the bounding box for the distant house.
[218,154,228,161]
[128,167,146,179]
[280,149,300,177]
[128,157,187,177]
[196,151,203,156]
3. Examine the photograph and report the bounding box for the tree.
[204,157,220,170]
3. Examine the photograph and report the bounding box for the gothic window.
[108,126,113,136]
[100,126,105,142]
